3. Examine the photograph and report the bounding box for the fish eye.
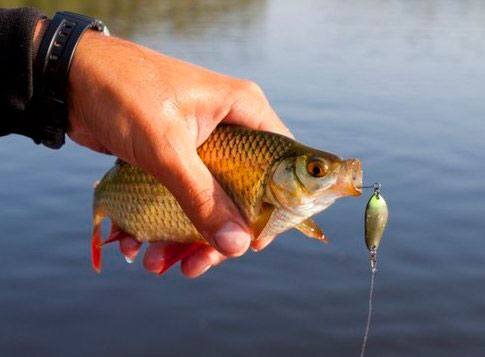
[306,159,328,178]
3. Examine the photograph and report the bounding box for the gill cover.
[268,152,341,208]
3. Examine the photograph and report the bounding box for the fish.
[91,125,363,274]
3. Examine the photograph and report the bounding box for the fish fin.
[251,234,276,252]
[102,222,123,246]
[252,203,275,239]
[295,218,328,243]
[91,208,106,273]
[158,242,205,276]
[256,208,304,241]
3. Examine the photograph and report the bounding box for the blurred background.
[0,0,484,356]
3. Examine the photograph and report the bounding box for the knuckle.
[159,98,181,120]
[238,79,265,98]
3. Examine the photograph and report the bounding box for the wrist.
[68,28,107,87]
[33,12,109,149]
[67,30,108,127]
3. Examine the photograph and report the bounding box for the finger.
[224,80,294,138]
[119,236,142,263]
[180,246,227,278]
[108,224,142,263]
[132,121,252,258]
[251,235,277,252]
[143,242,167,273]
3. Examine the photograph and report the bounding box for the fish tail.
[91,206,106,273]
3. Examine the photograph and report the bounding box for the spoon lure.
[360,182,389,357]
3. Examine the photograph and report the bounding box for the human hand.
[64,30,292,277]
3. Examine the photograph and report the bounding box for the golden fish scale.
[95,126,295,243]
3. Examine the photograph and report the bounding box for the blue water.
[0,1,484,356]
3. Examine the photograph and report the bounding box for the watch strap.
[34,11,108,149]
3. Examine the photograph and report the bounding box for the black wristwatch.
[34,11,109,149]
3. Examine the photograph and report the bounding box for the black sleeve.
[0,7,46,143]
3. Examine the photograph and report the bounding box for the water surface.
[0,1,484,356]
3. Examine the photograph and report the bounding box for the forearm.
[0,7,45,142]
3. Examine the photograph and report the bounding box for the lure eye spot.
[307,159,328,178]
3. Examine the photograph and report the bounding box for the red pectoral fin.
[158,242,205,276]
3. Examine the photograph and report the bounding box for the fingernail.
[213,222,251,257]
[124,256,134,264]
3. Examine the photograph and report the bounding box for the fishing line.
[360,253,377,357]
[358,182,381,192]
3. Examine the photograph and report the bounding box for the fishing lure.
[360,183,389,357]
[364,183,389,272]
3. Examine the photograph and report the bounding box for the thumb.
[134,124,252,258]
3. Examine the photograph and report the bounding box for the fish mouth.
[339,159,362,196]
